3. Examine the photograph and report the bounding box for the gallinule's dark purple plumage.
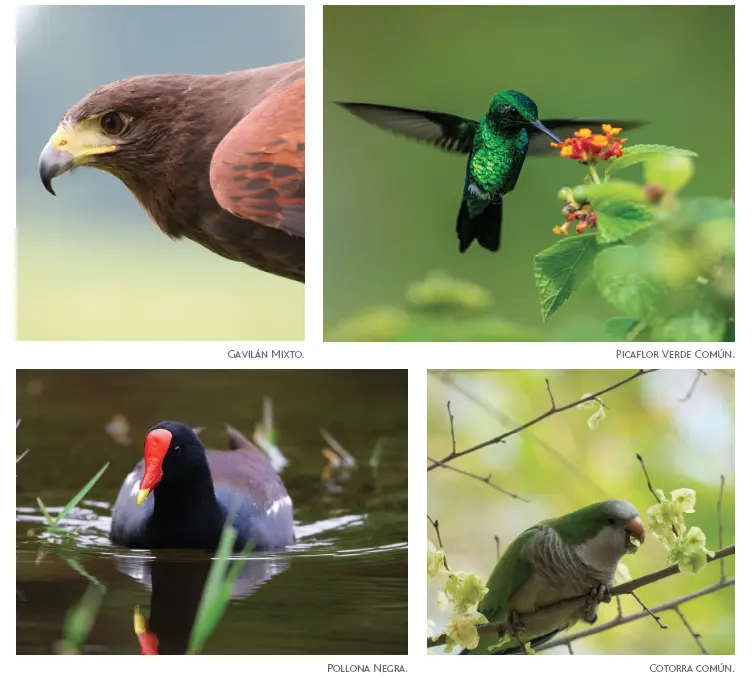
[110,421,294,550]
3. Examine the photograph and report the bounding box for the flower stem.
[587,163,601,185]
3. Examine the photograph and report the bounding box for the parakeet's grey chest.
[468,124,529,196]
[515,526,619,611]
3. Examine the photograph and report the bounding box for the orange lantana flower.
[552,124,627,163]
[553,203,597,236]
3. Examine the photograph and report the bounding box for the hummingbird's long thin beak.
[530,120,561,144]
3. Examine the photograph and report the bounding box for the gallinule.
[110,421,294,550]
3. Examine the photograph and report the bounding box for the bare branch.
[545,378,556,411]
[427,515,449,570]
[680,369,707,402]
[538,579,733,652]
[630,591,667,629]
[433,372,609,497]
[446,401,457,455]
[636,453,662,504]
[426,545,735,648]
[427,457,529,502]
[636,453,679,535]
[718,474,726,582]
[428,370,657,471]
[674,606,709,654]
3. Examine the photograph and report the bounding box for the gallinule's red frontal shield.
[110,421,295,551]
[136,428,171,505]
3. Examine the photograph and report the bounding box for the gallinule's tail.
[110,421,294,550]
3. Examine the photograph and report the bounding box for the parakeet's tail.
[456,195,502,254]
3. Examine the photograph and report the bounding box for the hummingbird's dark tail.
[456,196,502,253]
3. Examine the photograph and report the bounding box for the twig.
[566,643,574,655]
[545,378,556,411]
[428,370,657,471]
[427,515,449,570]
[680,369,706,402]
[494,535,500,561]
[426,545,735,648]
[447,401,457,454]
[636,453,679,535]
[636,453,661,504]
[433,372,609,497]
[427,457,529,502]
[717,475,726,582]
[674,606,709,654]
[537,579,733,652]
[630,591,667,629]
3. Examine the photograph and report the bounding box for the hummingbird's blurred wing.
[527,119,646,156]
[336,102,478,154]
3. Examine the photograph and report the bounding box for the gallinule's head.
[136,421,206,506]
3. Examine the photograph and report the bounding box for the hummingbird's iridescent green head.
[487,90,560,143]
[489,90,539,124]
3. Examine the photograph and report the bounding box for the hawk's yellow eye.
[100,113,127,136]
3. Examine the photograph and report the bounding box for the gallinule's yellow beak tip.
[134,606,146,635]
[136,488,151,506]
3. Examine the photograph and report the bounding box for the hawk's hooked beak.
[38,124,117,195]
[530,119,561,144]
[39,141,73,196]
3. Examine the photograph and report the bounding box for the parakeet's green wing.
[479,527,538,623]
[336,102,478,154]
[526,119,645,155]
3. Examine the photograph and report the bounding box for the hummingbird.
[337,91,639,253]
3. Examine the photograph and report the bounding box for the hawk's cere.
[39,59,304,282]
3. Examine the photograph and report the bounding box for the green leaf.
[724,322,735,342]
[188,524,256,654]
[652,306,727,342]
[54,462,110,526]
[591,196,654,244]
[681,197,735,223]
[593,246,662,319]
[573,180,647,205]
[605,144,698,176]
[37,497,57,528]
[604,317,639,341]
[644,154,694,192]
[534,234,601,321]
[61,584,106,654]
[370,436,387,469]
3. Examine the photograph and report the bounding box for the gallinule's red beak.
[137,428,171,506]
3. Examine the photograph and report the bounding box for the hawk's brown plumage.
[39,59,305,283]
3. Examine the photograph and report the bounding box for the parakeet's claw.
[505,610,529,655]
[505,610,526,637]
[584,584,611,624]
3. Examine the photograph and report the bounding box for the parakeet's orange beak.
[137,428,171,506]
[625,516,646,545]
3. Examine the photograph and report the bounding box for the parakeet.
[463,499,645,654]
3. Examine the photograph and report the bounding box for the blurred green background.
[16,6,304,340]
[427,369,734,654]
[324,5,734,340]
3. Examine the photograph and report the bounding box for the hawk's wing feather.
[210,77,305,237]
